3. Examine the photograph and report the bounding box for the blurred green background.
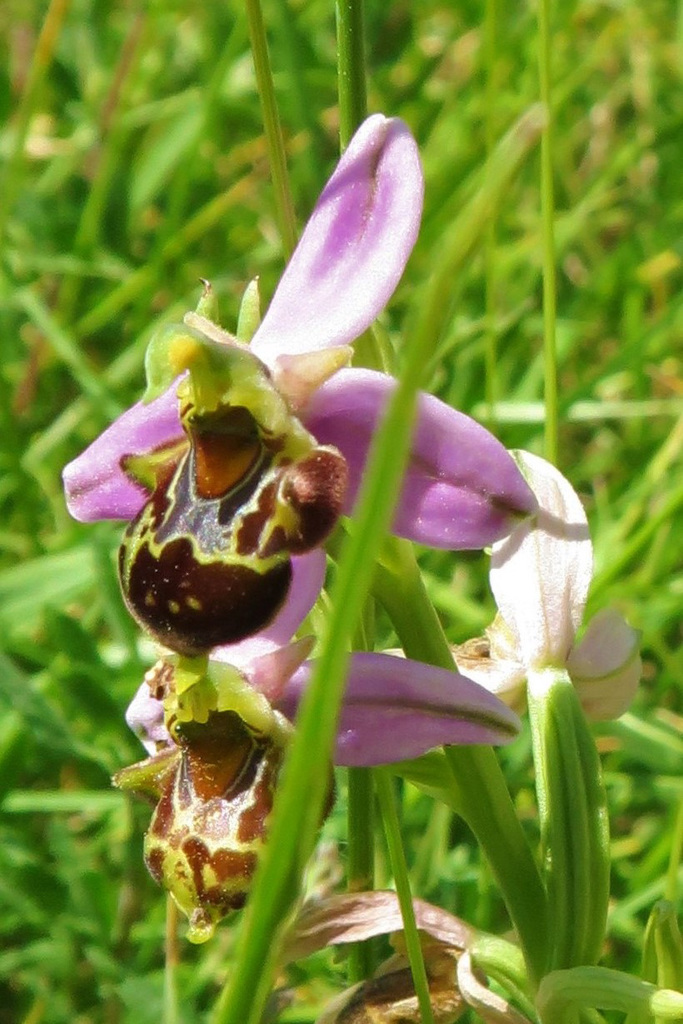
[0,1,681,1021]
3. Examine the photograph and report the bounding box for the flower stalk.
[336,0,368,150]
[537,966,683,1024]
[537,0,559,465]
[527,668,610,970]
[347,599,376,982]
[374,768,436,1024]
[163,896,180,1024]
[245,0,297,257]
[346,767,376,982]
[336,1,379,977]
[376,540,548,986]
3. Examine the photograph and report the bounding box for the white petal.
[568,607,641,720]
[452,630,528,712]
[489,451,593,668]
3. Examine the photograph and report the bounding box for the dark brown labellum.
[118,403,347,655]
[142,710,285,942]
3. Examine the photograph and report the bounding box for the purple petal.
[258,549,327,644]
[277,652,520,766]
[250,115,423,367]
[63,384,183,522]
[241,636,315,703]
[303,368,538,549]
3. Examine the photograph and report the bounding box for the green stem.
[375,538,452,665]
[527,669,610,970]
[470,934,537,1020]
[347,767,376,982]
[245,0,298,257]
[443,746,549,985]
[163,896,179,1024]
[537,0,559,465]
[483,0,499,417]
[375,538,548,987]
[374,769,435,1024]
[339,0,374,936]
[347,595,377,982]
[336,0,368,149]
[537,967,674,1024]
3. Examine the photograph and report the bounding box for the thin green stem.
[374,769,435,1024]
[538,0,559,465]
[336,0,368,149]
[347,597,377,982]
[483,0,499,417]
[443,746,549,985]
[537,967,663,1024]
[375,538,548,987]
[527,670,609,970]
[347,768,376,982]
[245,0,298,257]
[339,3,375,963]
[163,896,179,1024]
[375,538,452,666]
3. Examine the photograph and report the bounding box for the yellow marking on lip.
[186,596,202,611]
[168,600,181,614]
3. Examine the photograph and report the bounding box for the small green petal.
[237,277,262,343]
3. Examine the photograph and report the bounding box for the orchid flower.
[454,450,641,720]
[121,553,520,943]
[63,114,537,659]
[63,115,536,943]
